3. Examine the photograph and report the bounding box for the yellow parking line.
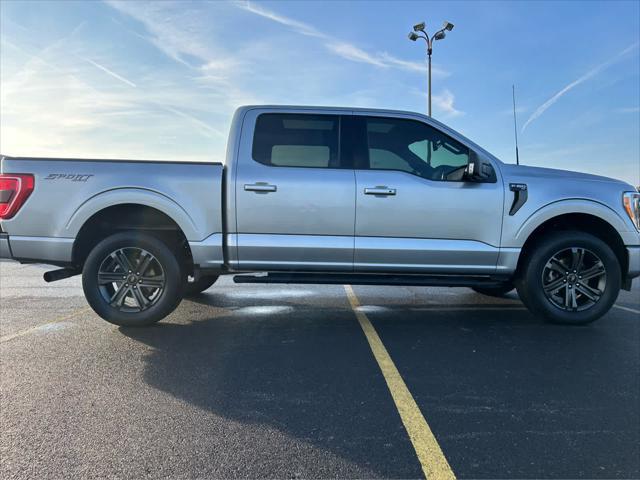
[0,307,92,343]
[614,304,640,315]
[344,285,455,480]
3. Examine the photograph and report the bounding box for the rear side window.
[364,117,469,181]
[252,114,340,168]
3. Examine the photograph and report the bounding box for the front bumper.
[0,233,12,259]
[628,246,640,279]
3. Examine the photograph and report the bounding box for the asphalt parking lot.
[1,260,639,479]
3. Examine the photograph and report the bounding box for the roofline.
[238,104,425,116]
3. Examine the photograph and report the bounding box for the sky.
[1,0,639,185]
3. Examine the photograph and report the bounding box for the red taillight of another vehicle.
[0,174,35,220]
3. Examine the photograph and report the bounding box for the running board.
[233,272,509,288]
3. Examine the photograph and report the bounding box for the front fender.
[511,199,635,247]
[64,187,200,240]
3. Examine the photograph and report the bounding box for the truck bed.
[0,155,225,267]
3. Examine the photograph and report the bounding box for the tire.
[472,283,515,297]
[515,231,621,325]
[185,275,219,296]
[82,231,185,327]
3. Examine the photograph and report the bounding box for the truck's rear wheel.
[516,231,620,325]
[82,232,185,327]
[471,283,514,297]
[185,275,219,296]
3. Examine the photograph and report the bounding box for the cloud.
[615,106,640,114]
[432,89,464,117]
[409,88,463,117]
[1,27,227,162]
[378,52,444,76]
[235,1,446,76]
[325,42,388,68]
[0,23,89,96]
[500,104,527,116]
[160,105,224,137]
[522,42,639,133]
[237,0,323,38]
[4,0,458,161]
[105,0,236,71]
[103,1,260,110]
[79,56,137,87]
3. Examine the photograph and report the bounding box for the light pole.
[408,21,454,117]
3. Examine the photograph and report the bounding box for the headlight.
[623,191,640,231]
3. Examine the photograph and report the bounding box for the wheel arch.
[516,211,628,279]
[71,201,194,272]
[65,188,199,239]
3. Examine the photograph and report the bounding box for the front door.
[235,111,356,271]
[352,114,504,274]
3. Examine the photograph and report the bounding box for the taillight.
[0,174,35,219]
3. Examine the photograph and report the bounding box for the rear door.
[235,110,356,271]
[351,113,504,273]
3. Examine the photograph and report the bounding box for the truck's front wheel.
[516,231,620,325]
[82,232,185,327]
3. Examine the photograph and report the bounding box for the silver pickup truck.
[1,105,639,326]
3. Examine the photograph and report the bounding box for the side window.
[364,117,469,181]
[369,149,412,171]
[252,114,340,168]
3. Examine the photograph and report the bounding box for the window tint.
[253,113,340,168]
[365,117,469,181]
[370,149,412,172]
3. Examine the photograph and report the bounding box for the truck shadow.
[120,295,426,477]
[119,293,635,477]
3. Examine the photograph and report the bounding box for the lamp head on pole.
[413,22,426,32]
[408,31,420,41]
[443,21,454,31]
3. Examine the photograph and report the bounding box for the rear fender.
[64,188,200,240]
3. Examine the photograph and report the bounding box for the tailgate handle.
[244,183,277,193]
[364,187,396,196]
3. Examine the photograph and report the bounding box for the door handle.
[364,187,396,196]
[244,183,277,193]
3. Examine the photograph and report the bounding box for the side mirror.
[465,150,495,182]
